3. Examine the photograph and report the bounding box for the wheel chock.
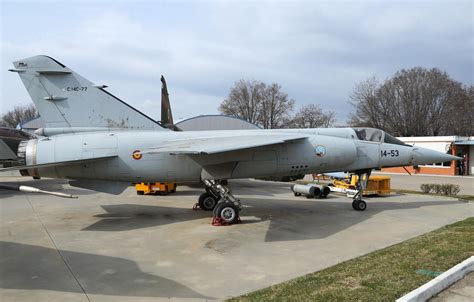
[211,216,241,226]
[211,216,228,226]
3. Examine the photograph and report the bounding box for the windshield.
[353,127,409,146]
[353,128,383,143]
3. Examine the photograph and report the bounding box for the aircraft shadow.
[228,179,295,197]
[83,204,210,231]
[241,197,465,242]
[0,241,211,299]
[159,189,204,196]
[81,197,463,243]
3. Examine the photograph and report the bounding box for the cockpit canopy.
[353,128,408,146]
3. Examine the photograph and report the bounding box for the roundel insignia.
[314,145,326,157]
[132,150,142,160]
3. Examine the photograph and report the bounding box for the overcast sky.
[1,0,472,124]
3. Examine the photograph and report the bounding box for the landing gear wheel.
[212,201,221,216]
[352,200,367,211]
[198,193,218,211]
[214,202,240,225]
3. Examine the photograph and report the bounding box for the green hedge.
[420,183,460,196]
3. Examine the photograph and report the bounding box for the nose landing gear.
[352,199,367,211]
[351,170,371,211]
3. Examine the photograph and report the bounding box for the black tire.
[215,202,240,224]
[213,201,222,216]
[198,192,218,211]
[321,186,331,198]
[353,200,367,211]
[137,191,144,195]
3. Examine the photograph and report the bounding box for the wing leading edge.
[140,134,309,155]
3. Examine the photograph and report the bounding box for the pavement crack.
[26,196,91,302]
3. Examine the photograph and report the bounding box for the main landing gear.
[351,170,371,211]
[195,180,242,226]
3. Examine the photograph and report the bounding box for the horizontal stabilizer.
[0,155,117,172]
[141,134,308,155]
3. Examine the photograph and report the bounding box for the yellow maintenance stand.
[135,182,177,195]
[332,175,391,196]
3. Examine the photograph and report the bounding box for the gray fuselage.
[21,128,416,183]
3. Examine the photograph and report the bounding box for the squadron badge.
[314,145,326,157]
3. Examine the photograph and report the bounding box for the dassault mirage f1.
[3,55,459,225]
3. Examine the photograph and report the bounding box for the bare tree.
[291,104,336,128]
[0,104,39,128]
[260,83,295,129]
[219,80,265,125]
[349,67,471,136]
[219,80,295,128]
[444,85,474,136]
[348,77,382,128]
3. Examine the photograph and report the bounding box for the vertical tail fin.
[10,55,165,130]
[161,75,174,127]
[160,75,181,131]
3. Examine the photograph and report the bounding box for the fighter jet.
[3,55,459,225]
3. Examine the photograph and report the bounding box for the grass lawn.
[230,217,474,301]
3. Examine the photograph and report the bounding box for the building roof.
[398,136,472,143]
[175,114,260,131]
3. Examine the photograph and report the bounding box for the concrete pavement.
[1,176,473,301]
[432,273,474,302]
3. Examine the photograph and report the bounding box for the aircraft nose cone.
[412,147,462,166]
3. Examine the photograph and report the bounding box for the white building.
[383,136,473,176]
